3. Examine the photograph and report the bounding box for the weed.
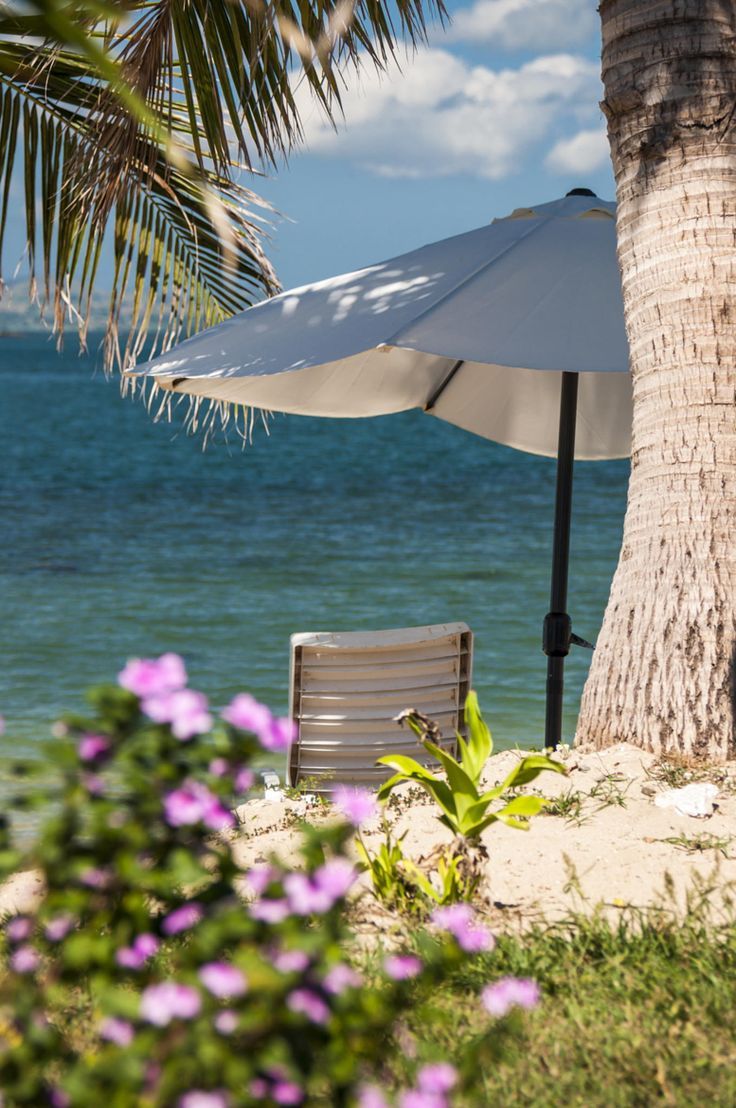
[657,832,734,857]
[588,772,630,810]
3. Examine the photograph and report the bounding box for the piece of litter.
[653,782,718,818]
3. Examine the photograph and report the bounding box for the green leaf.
[462,691,493,782]
[501,754,568,791]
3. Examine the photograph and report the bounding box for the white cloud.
[545,127,609,174]
[446,0,599,50]
[294,49,601,180]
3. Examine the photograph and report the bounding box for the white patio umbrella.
[132,188,631,748]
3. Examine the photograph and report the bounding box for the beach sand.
[4,743,736,931]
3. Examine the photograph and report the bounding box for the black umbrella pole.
[543,371,578,750]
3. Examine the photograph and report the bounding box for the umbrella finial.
[566,187,596,197]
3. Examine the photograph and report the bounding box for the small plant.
[542,787,587,825]
[589,772,630,811]
[657,832,734,857]
[377,693,566,839]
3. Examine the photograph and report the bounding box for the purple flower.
[384,954,422,981]
[162,902,204,936]
[198,962,247,999]
[274,949,310,974]
[323,963,362,995]
[357,1086,390,1108]
[143,689,213,741]
[80,867,111,889]
[249,899,291,924]
[287,988,331,1025]
[284,873,331,916]
[399,1092,445,1108]
[221,694,272,734]
[273,1082,303,1105]
[49,1090,71,1108]
[116,933,159,970]
[234,767,255,792]
[482,977,540,1018]
[9,945,39,974]
[417,1063,458,1094]
[81,772,105,795]
[140,982,201,1026]
[313,858,357,900]
[209,757,229,777]
[45,915,74,942]
[119,653,187,698]
[332,785,378,827]
[78,734,110,762]
[214,1009,238,1035]
[221,695,295,753]
[6,916,33,943]
[244,864,277,896]
[431,904,494,953]
[163,782,235,830]
[100,1017,134,1046]
[178,1093,229,1108]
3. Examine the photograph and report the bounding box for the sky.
[254,0,613,290]
[0,0,613,304]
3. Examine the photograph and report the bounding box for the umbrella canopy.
[138,192,631,460]
[133,190,632,749]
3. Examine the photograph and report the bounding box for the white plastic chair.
[287,623,473,792]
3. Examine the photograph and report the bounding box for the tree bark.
[576,0,736,759]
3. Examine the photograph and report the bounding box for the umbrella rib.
[424,360,465,411]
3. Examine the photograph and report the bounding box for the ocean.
[1,333,629,762]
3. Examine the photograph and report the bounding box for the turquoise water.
[2,334,629,757]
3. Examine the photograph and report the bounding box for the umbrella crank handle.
[542,613,595,656]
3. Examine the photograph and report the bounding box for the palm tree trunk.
[577,0,736,759]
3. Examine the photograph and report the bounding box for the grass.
[376,894,736,1107]
[656,832,734,857]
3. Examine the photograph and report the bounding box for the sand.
[4,743,736,930]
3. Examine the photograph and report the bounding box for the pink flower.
[78,734,110,762]
[45,914,74,942]
[287,988,331,1025]
[143,689,213,741]
[283,873,331,916]
[198,962,247,999]
[214,1009,238,1035]
[399,1092,444,1108]
[100,1017,134,1046]
[221,694,272,735]
[417,1063,458,1094]
[431,904,494,953]
[273,1081,303,1105]
[482,976,540,1018]
[384,954,422,981]
[140,982,201,1026]
[313,858,357,900]
[332,785,378,827]
[81,772,105,795]
[6,916,33,943]
[357,1086,390,1108]
[221,695,295,753]
[209,757,229,777]
[234,767,255,792]
[249,899,291,924]
[274,949,310,974]
[323,964,362,995]
[9,945,39,974]
[244,864,277,897]
[119,653,187,698]
[178,1093,229,1108]
[162,902,204,936]
[116,933,159,970]
[80,867,111,889]
[163,782,235,830]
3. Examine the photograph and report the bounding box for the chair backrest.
[287,623,473,792]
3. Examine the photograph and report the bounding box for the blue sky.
[0,0,612,302]
[255,0,612,289]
